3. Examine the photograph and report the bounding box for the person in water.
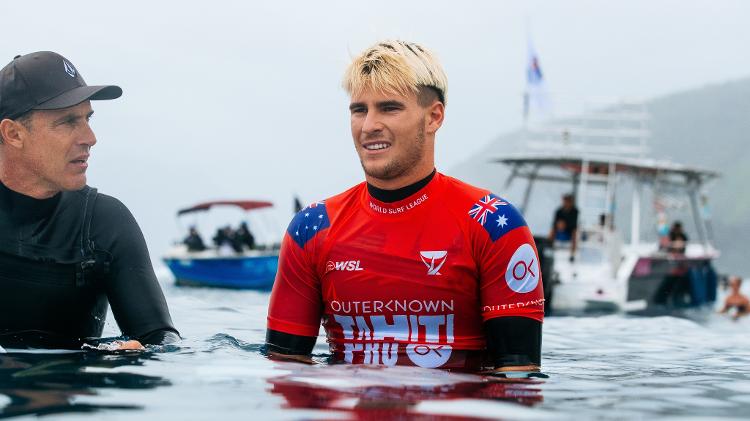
[266,40,544,375]
[719,276,749,320]
[0,51,179,350]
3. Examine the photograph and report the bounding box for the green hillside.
[648,78,750,274]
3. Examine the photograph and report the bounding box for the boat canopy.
[495,151,720,249]
[494,151,719,186]
[177,200,273,216]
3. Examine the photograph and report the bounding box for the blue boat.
[163,200,280,289]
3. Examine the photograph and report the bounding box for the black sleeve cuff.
[484,316,542,368]
[265,329,316,355]
[137,329,181,346]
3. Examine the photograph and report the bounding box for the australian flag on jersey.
[287,201,330,248]
[467,193,526,242]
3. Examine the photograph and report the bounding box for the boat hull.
[546,242,718,315]
[163,255,279,289]
[625,256,717,315]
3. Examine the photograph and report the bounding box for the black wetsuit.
[0,181,178,348]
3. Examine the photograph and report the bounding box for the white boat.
[496,102,720,315]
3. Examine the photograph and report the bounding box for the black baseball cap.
[0,51,122,121]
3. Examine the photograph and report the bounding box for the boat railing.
[552,227,624,276]
[523,98,651,159]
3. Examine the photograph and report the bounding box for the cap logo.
[63,60,76,78]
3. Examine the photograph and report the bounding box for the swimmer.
[719,276,749,320]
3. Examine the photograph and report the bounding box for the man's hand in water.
[268,351,314,364]
[83,339,145,352]
[114,340,145,350]
[483,365,548,381]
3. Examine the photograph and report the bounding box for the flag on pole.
[524,37,550,123]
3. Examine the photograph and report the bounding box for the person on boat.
[213,226,228,248]
[549,193,579,259]
[235,222,256,250]
[585,213,609,243]
[667,221,688,254]
[553,219,571,242]
[0,52,179,350]
[214,225,241,254]
[184,226,207,252]
[266,40,544,376]
[657,211,671,251]
[719,276,749,320]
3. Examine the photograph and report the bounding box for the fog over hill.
[451,77,750,275]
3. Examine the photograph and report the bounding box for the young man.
[266,41,544,374]
[0,51,178,349]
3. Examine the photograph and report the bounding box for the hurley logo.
[420,251,448,276]
[63,60,76,78]
[326,260,364,273]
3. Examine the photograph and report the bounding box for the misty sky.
[3,0,749,260]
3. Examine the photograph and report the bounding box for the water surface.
[1,276,749,420]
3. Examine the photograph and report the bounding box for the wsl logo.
[419,251,448,276]
[326,260,364,274]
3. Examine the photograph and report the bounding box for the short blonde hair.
[343,40,448,106]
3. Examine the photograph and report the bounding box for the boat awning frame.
[177,200,274,216]
[493,152,720,186]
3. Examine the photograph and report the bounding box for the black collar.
[367,169,436,203]
[0,181,61,223]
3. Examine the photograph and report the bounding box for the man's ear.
[425,101,445,135]
[0,119,26,149]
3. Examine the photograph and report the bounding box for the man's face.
[349,89,431,185]
[17,101,96,193]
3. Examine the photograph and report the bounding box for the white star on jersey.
[497,214,508,228]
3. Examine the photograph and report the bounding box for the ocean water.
[1,275,749,420]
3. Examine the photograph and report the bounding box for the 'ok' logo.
[505,243,540,293]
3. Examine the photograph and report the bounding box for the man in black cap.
[0,51,179,350]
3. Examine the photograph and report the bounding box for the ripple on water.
[204,333,263,353]
[6,286,750,420]
[718,381,750,393]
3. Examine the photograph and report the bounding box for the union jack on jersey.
[308,201,325,209]
[468,195,507,225]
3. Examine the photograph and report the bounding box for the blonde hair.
[343,40,448,106]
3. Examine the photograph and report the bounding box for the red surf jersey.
[267,173,544,369]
